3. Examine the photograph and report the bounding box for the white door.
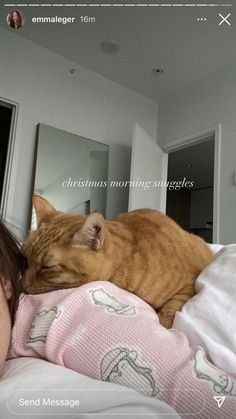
[128,123,168,212]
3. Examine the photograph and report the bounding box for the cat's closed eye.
[41,265,59,271]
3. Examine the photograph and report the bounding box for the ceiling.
[1,2,236,100]
[168,137,215,190]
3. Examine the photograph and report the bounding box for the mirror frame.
[28,123,109,230]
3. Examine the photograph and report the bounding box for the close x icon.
[219,13,231,26]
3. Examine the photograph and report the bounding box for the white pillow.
[173,244,236,376]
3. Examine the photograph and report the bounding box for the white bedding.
[0,357,180,418]
[173,244,236,376]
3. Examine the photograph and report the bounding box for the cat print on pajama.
[8,281,236,418]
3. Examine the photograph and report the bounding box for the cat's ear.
[73,212,105,250]
[33,195,56,226]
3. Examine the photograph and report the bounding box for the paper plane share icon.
[213,396,226,408]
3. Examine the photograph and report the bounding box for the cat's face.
[21,196,107,294]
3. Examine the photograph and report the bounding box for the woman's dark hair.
[0,221,27,325]
[8,10,22,29]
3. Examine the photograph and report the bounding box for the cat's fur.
[22,195,214,328]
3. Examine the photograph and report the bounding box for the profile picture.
[7,10,25,29]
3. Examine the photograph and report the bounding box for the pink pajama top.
[8,281,236,418]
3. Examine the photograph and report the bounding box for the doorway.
[164,129,220,244]
[0,100,15,215]
[128,123,220,243]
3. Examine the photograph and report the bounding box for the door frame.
[162,124,221,244]
[0,97,19,220]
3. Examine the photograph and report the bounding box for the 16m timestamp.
[80,16,96,23]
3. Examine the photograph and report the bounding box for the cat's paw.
[158,313,174,329]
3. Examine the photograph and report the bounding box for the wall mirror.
[30,124,109,229]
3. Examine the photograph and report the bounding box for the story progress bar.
[3,3,233,7]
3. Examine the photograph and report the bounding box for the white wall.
[158,60,236,244]
[0,28,158,238]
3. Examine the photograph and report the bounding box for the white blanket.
[173,244,236,376]
[0,357,180,419]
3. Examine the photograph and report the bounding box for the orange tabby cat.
[22,195,214,328]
